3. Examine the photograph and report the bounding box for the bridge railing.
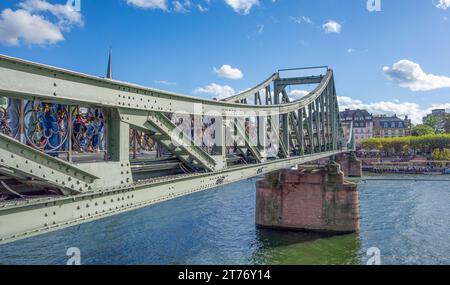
[0,99,108,162]
[0,54,354,245]
[0,53,349,174]
[0,98,158,162]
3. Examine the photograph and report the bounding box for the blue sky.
[0,0,449,123]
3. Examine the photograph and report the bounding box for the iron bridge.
[0,54,354,245]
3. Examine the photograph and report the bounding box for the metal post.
[19,99,25,144]
[132,130,137,159]
[258,115,267,158]
[266,86,272,105]
[320,93,326,151]
[308,104,314,154]
[331,82,338,151]
[282,112,289,157]
[298,108,304,155]
[106,108,130,162]
[273,81,279,105]
[315,98,321,152]
[67,105,73,163]
[326,86,332,150]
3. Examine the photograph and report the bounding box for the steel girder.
[0,150,343,245]
[0,54,332,116]
[0,54,352,245]
[0,133,99,194]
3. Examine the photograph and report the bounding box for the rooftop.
[373,115,406,122]
[340,109,372,118]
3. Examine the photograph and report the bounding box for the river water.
[0,174,449,265]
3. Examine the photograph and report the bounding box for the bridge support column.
[106,109,130,162]
[255,163,359,233]
[335,152,362,178]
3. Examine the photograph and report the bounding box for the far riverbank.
[358,156,450,175]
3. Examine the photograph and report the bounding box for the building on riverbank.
[340,109,373,145]
[423,109,449,133]
[373,114,411,138]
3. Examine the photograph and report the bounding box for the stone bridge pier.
[255,163,359,233]
[335,152,362,178]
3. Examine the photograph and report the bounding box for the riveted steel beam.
[222,73,279,103]
[119,109,218,172]
[232,118,262,163]
[0,54,333,116]
[0,54,352,246]
[0,133,98,194]
[0,150,343,245]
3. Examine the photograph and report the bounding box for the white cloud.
[154,80,177,85]
[214,64,244,80]
[291,16,312,25]
[125,0,262,14]
[337,96,450,125]
[173,0,192,13]
[19,0,83,29]
[338,96,362,106]
[127,0,210,13]
[383,59,450,91]
[126,0,169,10]
[323,20,341,34]
[224,0,259,15]
[288,90,309,101]
[194,83,235,99]
[0,8,63,46]
[435,0,450,10]
[197,4,208,12]
[0,0,83,46]
[256,24,264,34]
[347,48,354,53]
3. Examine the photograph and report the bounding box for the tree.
[425,116,439,130]
[360,134,450,155]
[432,149,450,161]
[412,124,435,136]
[444,114,450,134]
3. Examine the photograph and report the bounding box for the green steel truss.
[0,54,353,245]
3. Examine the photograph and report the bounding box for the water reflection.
[0,175,449,265]
[252,229,361,265]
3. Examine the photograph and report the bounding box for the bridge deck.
[0,150,342,245]
[0,54,354,245]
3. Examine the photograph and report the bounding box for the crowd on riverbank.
[357,152,450,175]
[369,166,450,175]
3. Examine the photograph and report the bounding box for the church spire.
[106,48,112,79]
